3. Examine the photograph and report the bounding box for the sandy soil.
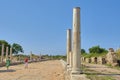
[0,60,65,80]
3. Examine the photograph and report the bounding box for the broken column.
[1,44,4,63]
[71,7,82,74]
[6,47,9,60]
[67,29,72,66]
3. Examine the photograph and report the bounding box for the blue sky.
[0,0,120,55]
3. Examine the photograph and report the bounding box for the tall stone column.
[1,44,4,63]
[72,7,82,74]
[30,51,32,61]
[67,29,72,65]
[10,47,12,61]
[69,51,73,68]
[39,53,41,61]
[6,47,9,60]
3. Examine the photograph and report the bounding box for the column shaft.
[67,29,72,65]
[6,47,8,60]
[72,7,82,74]
[1,44,4,63]
[30,51,32,61]
[10,47,12,61]
[69,51,73,67]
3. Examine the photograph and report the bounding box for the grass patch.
[87,75,115,80]
[105,64,120,70]
[114,66,120,70]
[83,67,115,80]
[82,53,107,58]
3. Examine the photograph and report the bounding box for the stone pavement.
[0,60,65,80]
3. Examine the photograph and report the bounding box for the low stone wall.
[81,48,119,67]
[60,59,70,80]
[85,58,91,63]
[81,57,86,62]
[97,57,106,64]
[60,59,67,70]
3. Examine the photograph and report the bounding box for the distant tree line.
[41,54,66,60]
[0,40,24,56]
[81,45,108,58]
[81,45,108,54]
[81,45,120,59]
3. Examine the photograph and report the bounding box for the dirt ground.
[84,63,120,80]
[0,60,65,80]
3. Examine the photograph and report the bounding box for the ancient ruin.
[85,58,91,63]
[81,48,119,67]
[106,48,118,66]
[97,57,106,64]
[1,44,4,63]
[10,47,13,61]
[5,47,9,61]
[71,7,82,74]
[66,29,72,66]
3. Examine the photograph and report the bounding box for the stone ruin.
[91,57,97,64]
[81,57,86,62]
[82,55,113,65]
[81,48,120,66]
[85,58,91,63]
[97,57,106,64]
[106,48,118,66]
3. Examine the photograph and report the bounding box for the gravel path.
[0,60,65,80]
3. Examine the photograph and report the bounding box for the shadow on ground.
[84,72,120,76]
[85,66,108,68]
[0,69,16,73]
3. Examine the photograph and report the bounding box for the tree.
[12,43,24,54]
[89,45,107,54]
[81,49,86,54]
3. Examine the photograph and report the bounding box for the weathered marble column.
[1,44,4,63]
[6,47,9,60]
[30,51,32,61]
[69,51,73,68]
[39,53,41,61]
[71,7,82,74]
[10,47,12,61]
[67,29,72,65]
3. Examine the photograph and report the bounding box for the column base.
[67,65,71,70]
[71,68,83,74]
[67,66,72,71]
[71,74,90,80]
[71,71,83,74]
